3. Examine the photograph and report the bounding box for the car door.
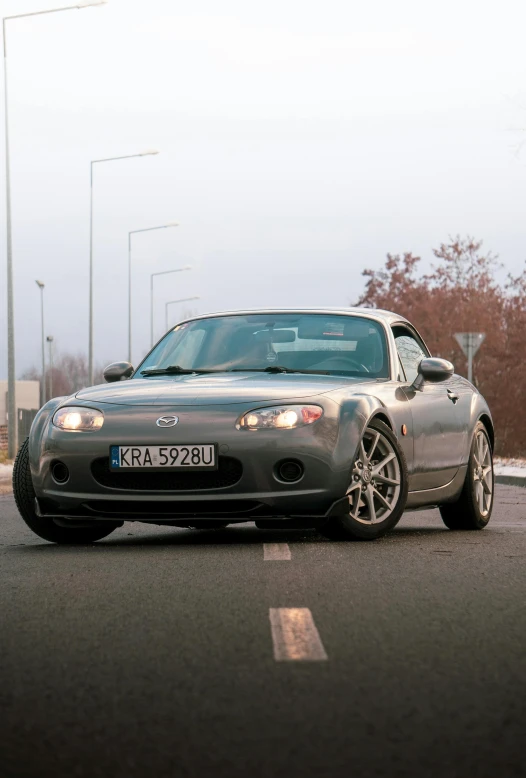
[393,324,467,491]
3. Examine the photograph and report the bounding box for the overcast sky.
[0,0,525,377]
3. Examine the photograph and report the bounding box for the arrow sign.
[454,332,486,358]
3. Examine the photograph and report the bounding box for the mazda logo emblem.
[156,416,179,428]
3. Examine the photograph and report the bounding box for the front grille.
[90,456,243,491]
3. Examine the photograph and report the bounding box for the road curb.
[496,474,526,488]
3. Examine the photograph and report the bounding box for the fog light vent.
[277,460,304,483]
[51,461,70,484]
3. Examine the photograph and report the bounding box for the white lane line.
[269,608,328,661]
[264,543,291,561]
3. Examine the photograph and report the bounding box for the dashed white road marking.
[269,608,328,661]
[264,543,291,561]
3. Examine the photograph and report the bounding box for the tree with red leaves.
[358,236,526,456]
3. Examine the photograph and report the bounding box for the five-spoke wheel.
[472,428,493,517]
[321,419,408,540]
[440,421,494,530]
[346,425,402,526]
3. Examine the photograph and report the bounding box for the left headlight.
[237,404,323,430]
[52,406,104,432]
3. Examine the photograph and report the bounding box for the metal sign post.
[454,332,485,384]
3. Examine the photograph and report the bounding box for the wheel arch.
[335,394,393,473]
[368,411,393,431]
[478,413,494,451]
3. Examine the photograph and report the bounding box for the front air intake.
[51,461,70,484]
[276,460,304,483]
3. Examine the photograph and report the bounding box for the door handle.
[447,389,459,404]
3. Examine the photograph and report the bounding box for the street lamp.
[165,297,200,330]
[128,222,178,363]
[89,149,160,385]
[150,267,191,347]
[2,0,107,458]
[46,336,54,401]
[35,281,46,405]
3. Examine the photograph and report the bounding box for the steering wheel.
[309,356,370,373]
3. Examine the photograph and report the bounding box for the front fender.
[333,393,388,471]
[469,392,494,450]
[28,396,71,476]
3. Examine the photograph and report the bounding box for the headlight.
[52,406,104,432]
[237,405,323,430]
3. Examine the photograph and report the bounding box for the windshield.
[136,314,389,378]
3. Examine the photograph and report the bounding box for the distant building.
[0,380,40,450]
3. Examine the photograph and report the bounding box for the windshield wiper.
[141,364,332,377]
[140,365,217,376]
[228,366,330,375]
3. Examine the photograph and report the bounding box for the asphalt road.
[1,486,525,778]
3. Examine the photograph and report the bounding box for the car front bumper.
[30,399,363,522]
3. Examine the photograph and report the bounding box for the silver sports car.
[13,308,495,543]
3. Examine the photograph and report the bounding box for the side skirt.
[405,465,467,510]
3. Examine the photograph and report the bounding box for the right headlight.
[237,405,323,430]
[52,406,104,432]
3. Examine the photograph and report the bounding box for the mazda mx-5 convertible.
[13,308,495,544]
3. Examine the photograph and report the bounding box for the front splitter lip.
[41,486,327,502]
[35,490,348,523]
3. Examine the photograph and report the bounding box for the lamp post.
[35,281,46,405]
[2,0,107,459]
[165,297,200,330]
[46,336,54,401]
[128,222,178,363]
[89,149,159,385]
[150,267,191,347]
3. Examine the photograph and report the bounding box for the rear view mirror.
[412,358,454,390]
[103,361,135,383]
[254,329,296,343]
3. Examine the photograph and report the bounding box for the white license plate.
[110,445,216,470]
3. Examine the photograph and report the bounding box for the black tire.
[13,439,119,544]
[320,419,409,541]
[440,421,494,530]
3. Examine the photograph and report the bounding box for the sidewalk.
[493,458,526,488]
[0,463,13,495]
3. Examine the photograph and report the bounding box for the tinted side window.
[393,327,428,383]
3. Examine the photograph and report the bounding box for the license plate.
[110,445,217,470]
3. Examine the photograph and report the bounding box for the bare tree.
[21,352,105,399]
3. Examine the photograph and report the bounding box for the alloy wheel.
[346,426,401,525]
[473,429,493,517]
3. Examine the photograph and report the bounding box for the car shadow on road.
[9,521,449,554]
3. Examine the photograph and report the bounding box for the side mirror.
[412,358,454,391]
[103,361,135,383]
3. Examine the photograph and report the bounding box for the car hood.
[75,373,374,407]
